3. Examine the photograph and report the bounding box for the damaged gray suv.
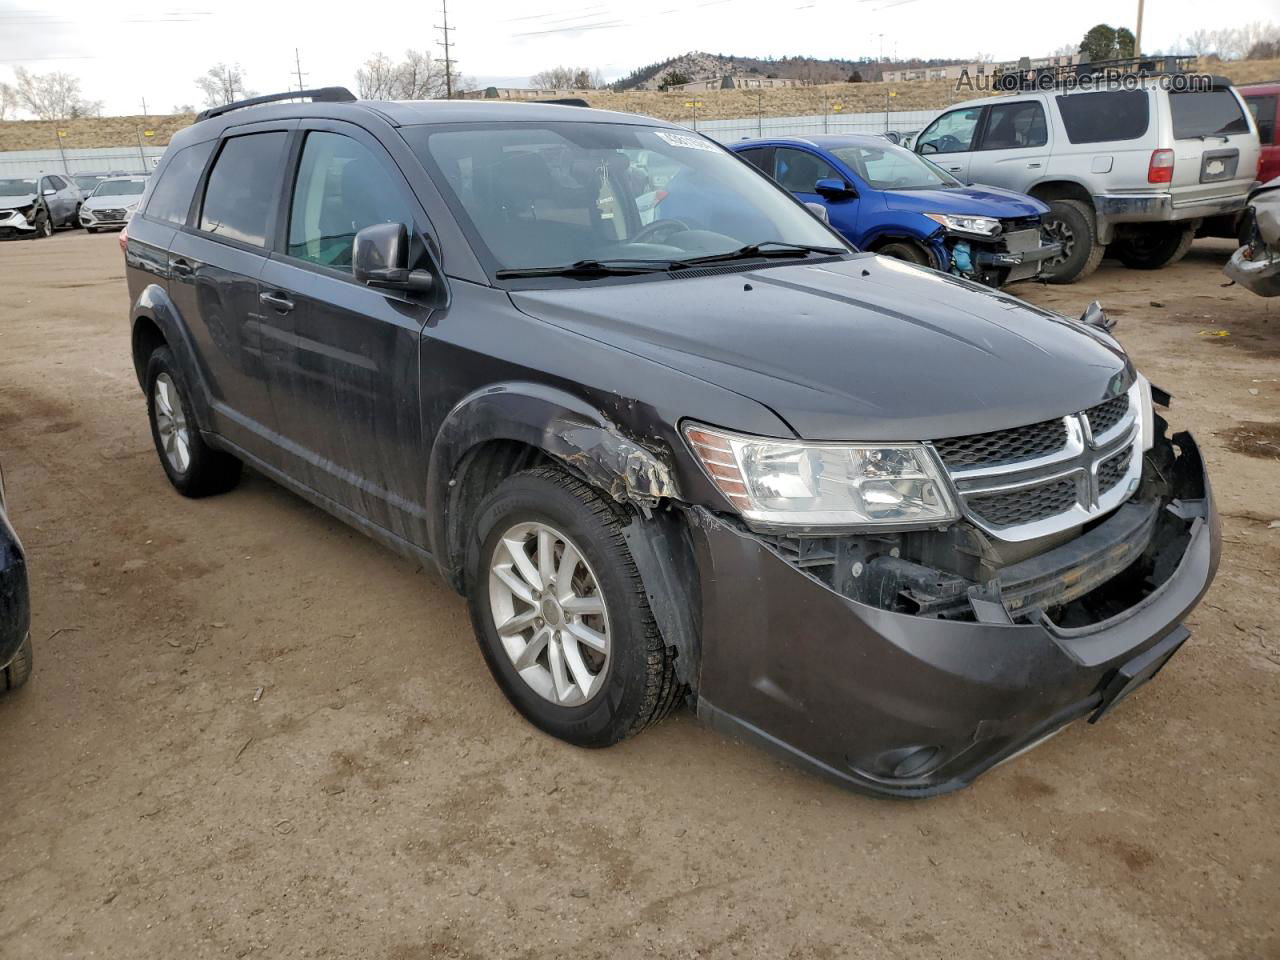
[124,88,1219,796]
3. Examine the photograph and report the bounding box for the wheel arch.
[1026,179,1095,207]
[864,230,946,269]
[130,284,217,433]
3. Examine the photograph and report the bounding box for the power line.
[293,47,307,93]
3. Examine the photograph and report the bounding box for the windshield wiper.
[671,240,848,269]
[495,258,680,279]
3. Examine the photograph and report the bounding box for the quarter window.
[199,132,288,246]
[145,140,215,225]
[980,101,1047,150]
[917,108,983,154]
[287,132,404,268]
[773,147,839,192]
[1245,95,1277,145]
[1055,91,1149,144]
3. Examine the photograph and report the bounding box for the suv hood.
[510,255,1132,442]
[0,194,37,211]
[883,185,1047,219]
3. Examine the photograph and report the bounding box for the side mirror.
[1080,300,1115,331]
[352,222,434,294]
[918,142,937,155]
[814,178,856,200]
[803,201,830,223]
[42,188,57,196]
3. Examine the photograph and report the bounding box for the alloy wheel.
[1043,218,1075,268]
[153,373,191,473]
[39,216,52,238]
[488,521,611,707]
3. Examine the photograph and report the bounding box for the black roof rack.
[537,97,590,107]
[195,86,357,122]
[999,55,1204,92]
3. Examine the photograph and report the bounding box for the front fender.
[426,381,679,578]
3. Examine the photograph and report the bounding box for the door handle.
[170,258,194,277]
[945,165,962,172]
[259,291,295,314]
[1027,162,1042,168]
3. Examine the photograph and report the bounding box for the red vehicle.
[1241,82,1280,184]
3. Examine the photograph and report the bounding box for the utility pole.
[140,96,148,118]
[436,0,455,99]
[294,48,306,93]
[1135,0,1145,55]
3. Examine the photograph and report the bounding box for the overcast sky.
[1,0,1276,116]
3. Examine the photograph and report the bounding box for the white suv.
[915,78,1260,282]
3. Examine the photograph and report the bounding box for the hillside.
[2,58,1276,153]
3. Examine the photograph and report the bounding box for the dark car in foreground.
[726,134,1060,287]
[123,88,1219,796]
[0,461,32,695]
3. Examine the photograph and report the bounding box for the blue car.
[726,135,1061,288]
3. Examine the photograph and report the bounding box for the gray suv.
[124,87,1219,796]
[917,77,1260,282]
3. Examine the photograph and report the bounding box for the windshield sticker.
[654,130,719,153]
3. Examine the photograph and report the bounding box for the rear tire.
[145,346,241,497]
[1111,224,1195,270]
[1040,199,1104,284]
[2,634,32,692]
[465,466,682,748]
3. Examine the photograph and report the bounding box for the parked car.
[727,134,1060,287]
[915,75,1260,282]
[124,88,1219,797]
[0,173,82,239]
[1240,82,1279,185]
[80,175,149,232]
[1224,176,1280,296]
[0,460,32,695]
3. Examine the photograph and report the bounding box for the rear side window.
[1246,94,1277,145]
[287,132,403,268]
[1170,89,1251,140]
[146,140,215,225]
[981,101,1048,149]
[199,132,288,246]
[1055,91,1150,143]
[737,147,772,173]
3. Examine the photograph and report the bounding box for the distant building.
[883,54,1080,84]
[664,75,804,93]
[459,87,593,100]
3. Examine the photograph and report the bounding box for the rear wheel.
[465,466,682,748]
[2,634,32,692]
[1111,223,1195,270]
[1040,199,1104,284]
[145,346,241,497]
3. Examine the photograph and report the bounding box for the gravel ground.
[0,231,1276,959]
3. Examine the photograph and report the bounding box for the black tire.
[145,346,241,497]
[1041,199,1104,284]
[2,633,32,692]
[86,226,99,234]
[1111,224,1195,270]
[876,240,932,266]
[34,211,53,239]
[464,466,683,748]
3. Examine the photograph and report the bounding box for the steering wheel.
[631,218,691,246]
[934,134,963,153]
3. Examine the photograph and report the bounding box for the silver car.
[79,175,148,232]
[916,75,1260,282]
[0,174,82,239]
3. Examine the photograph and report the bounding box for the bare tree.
[530,66,604,90]
[12,67,102,120]
[1184,29,1213,57]
[0,81,17,120]
[357,50,450,100]
[195,63,254,108]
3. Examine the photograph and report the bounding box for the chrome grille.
[1085,394,1129,438]
[967,477,1078,528]
[933,417,1068,469]
[95,208,126,221]
[932,383,1144,542]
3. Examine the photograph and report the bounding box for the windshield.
[74,176,105,192]
[402,121,842,274]
[830,143,961,190]
[93,179,146,197]
[0,179,36,197]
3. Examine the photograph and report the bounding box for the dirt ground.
[0,230,1276,960]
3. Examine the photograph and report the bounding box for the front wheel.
[145,346,241,497]
[1040,199,1104,284]
[876,240,932,267]
[2,633,32,692]
[1111,224,1195,270]
[34,212,53,239]
[465,466,682,747]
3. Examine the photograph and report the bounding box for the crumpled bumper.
[1223,245,1280,297]
[0,211,36,238]
[0,508,30,672]
[688,432,1219,798]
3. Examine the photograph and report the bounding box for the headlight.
[924,213,1001,237]
[1135,374,1155,452]
[684,424,959,530]
[125,201,140,211]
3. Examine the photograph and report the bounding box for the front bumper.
[0,210,36,238]
[0,507,30,673]
[1094,191,1249,243]
[689,432,1219,797]
[80,210,130,229]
